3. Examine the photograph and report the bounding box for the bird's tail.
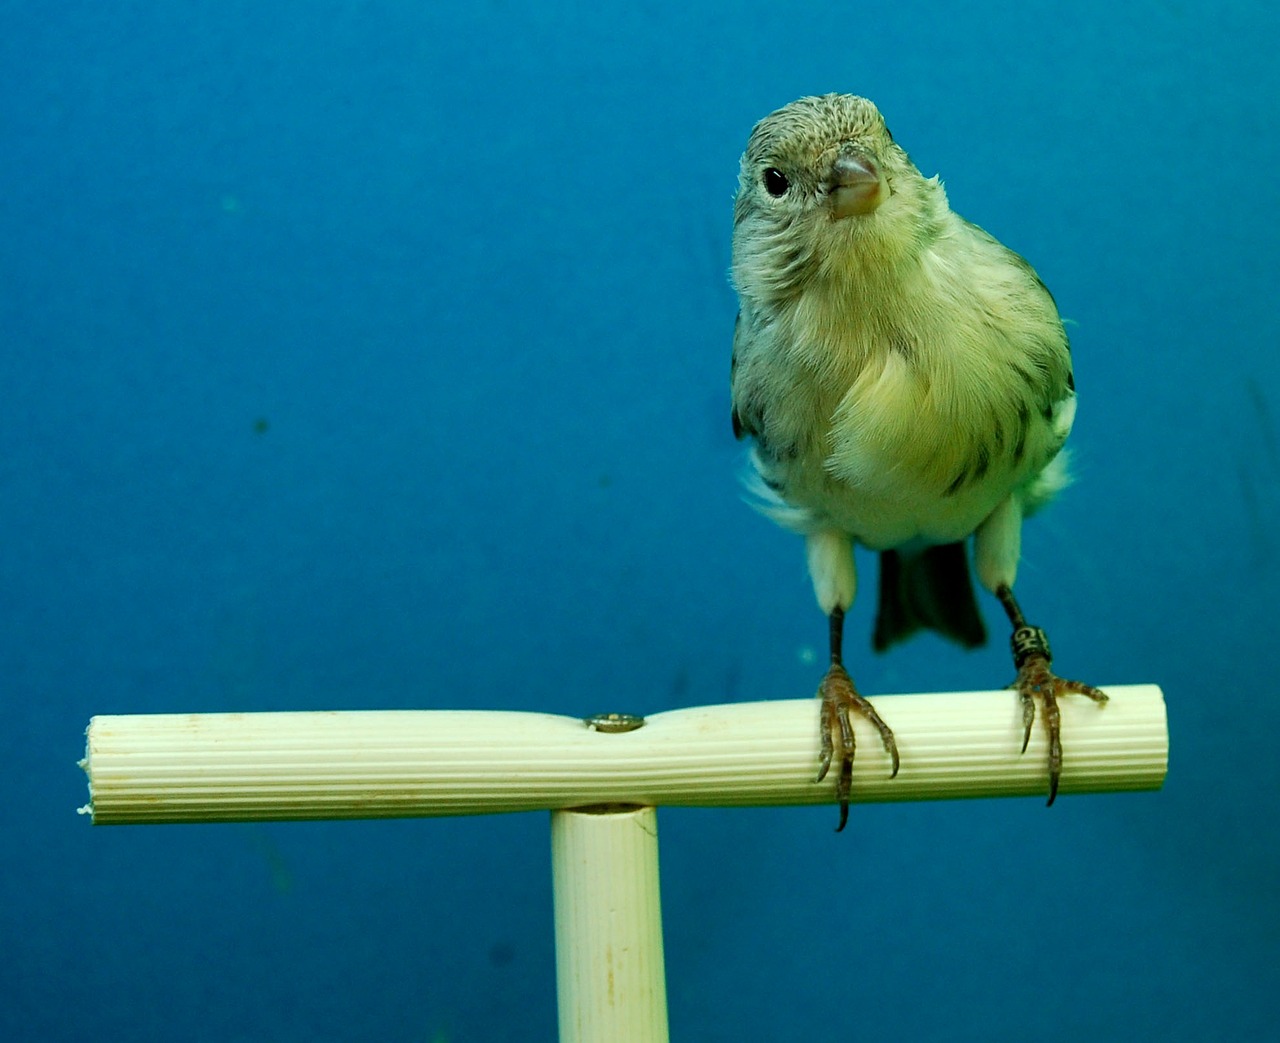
[873,542,987,652]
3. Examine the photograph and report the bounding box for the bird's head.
[732,94,939,304]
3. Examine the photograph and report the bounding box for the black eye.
[762,168,789,197]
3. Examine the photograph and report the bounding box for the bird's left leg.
[975,495,1107,804]
[993,585,1108,804]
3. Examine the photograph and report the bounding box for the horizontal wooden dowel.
[79,684,1166,824]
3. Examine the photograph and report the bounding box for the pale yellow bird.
[730,94,1107,830]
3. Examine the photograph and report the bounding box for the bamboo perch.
[79,685,1165,824]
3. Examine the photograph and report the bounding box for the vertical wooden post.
[551,805,669,1043]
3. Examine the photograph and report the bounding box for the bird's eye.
[763,168,789,197]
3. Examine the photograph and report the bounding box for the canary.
[730,94,1107,830]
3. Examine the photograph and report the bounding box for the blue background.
[3,1,1277,1039]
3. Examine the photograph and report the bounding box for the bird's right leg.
[816,607,900,829]
[807,531,899,831]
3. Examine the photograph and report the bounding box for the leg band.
[1011,625,1051,668]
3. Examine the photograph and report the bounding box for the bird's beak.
[828,151,887,219]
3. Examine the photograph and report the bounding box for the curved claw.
[1018,686,1037,754]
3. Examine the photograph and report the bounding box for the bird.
[729,93,1107,830]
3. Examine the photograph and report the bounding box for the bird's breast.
[754,320,1049,549]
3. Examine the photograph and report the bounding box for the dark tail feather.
[873,543,987,652]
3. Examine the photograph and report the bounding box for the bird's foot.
[816,663,899,831]
[1011,641,1108,805]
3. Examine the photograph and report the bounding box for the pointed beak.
[828,152,887,218]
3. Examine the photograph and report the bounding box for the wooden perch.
[79,684,1166,824]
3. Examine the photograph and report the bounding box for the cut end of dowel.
[78,727,93,818]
